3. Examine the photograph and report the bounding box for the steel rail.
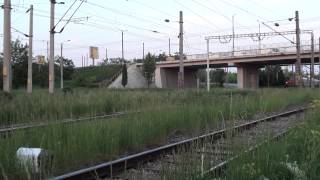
[51,107,308,180]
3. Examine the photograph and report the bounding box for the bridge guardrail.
[186,44,316,61]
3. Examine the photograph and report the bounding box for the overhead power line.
[174,0,222,31]
[54,0,78,30]
[57,0,86,33]
[216,0,268,21]
[191,0,232,23]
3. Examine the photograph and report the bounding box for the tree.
[143,53,156,88]
[259,65,287,87]
[55,56,75,80]
[211,69,226,87]
[121,64,128,87]
[155,52,166,62]
[11,40,28,88]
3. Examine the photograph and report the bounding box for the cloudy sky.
[1,0,320,66]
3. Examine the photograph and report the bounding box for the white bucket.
[16,147,53,174]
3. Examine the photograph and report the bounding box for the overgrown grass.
[72,64,121,87]
[0,89,319,179]
[224,105,320,180]
[0,88,266,127]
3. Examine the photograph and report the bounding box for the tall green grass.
[224,108,320,180]
[0,89,319,179]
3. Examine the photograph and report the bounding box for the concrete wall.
[237,64,259,89]
[155,67,198,88]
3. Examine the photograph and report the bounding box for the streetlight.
[165,11,184,89]
[60,39,71,89]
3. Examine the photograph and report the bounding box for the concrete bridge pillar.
[237,64,259,89]
[155,67,197,88]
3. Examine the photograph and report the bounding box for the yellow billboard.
[90,46,99,59]
[37,55,46,65]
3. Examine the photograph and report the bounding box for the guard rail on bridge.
[186,44,317,61]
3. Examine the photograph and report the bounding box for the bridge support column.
[237,64,259,89]
[155,67,197,88]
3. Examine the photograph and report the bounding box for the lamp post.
[60,39,71,89]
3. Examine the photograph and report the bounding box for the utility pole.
[47,41,49,62]
[169,38,171,56]
[257,20,262,54]
[142,42,145,60]
[295,10,302,88]
[27,5,33,93]
[105,48,108,63]
[49,0,55,93]
[86,53,88,67]
[60,43,63,89]
[206,39,210,92]
[232,14,235,57]
[121,31,124,64]
[2,0,12,92]
[178,11,184,89]
[319,37,320,87]
[310,32,314,88]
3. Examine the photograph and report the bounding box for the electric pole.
[121,31,124,64]
[169,38,171,56]
[27,5,33,93]
[49,0,55,93]
[3,0,12,92]
[310,32,314,88]
[105,48,108,63]
[232,14,235,57]
[60,43,63,89]
[206,39,210,92]
[295,10,302,87]
[178,11,184,89]
[258,20,262,54]
[142,42,145,60]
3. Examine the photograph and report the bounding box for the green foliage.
[55,56,75,80]
[72,65,121,87]
[211,69,226,87]
[155,52,166,62]
[143,53,156,88]
[259,65,288,87]
[226,72,237,83]
[121,64,128,87]
[198,69,227,86]
[0,40,77,89]
[11,40,29,88]
[0,89,318,178]
[225,109,320,180]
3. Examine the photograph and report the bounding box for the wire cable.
[57,0,85,33]
[53,0,78,30]
[174,0,222,31]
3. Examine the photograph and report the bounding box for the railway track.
[0,111,135,136]
[51,107,308,180]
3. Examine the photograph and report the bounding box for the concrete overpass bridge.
[152,44,319,89]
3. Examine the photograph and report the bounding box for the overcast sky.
[1,0,320,66]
